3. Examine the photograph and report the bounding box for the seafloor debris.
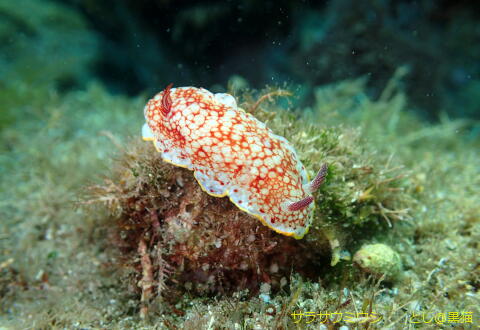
[353,243,402,281]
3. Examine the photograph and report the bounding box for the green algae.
[0,74,479,328]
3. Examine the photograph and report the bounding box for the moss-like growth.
[91,141,318,297]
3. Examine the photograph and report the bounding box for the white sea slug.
[142,84,327,239]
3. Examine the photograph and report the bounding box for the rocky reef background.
[54,0,480,121]
[0,0,479,328]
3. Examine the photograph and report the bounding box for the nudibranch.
[142,85,327,239]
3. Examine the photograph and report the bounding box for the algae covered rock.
[88,86,413,309]
[92,140,327,298]
[353,243,402,280]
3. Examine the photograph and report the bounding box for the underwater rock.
[99,141,327,299]
[88,87,412,313]
[353,243,402,281]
